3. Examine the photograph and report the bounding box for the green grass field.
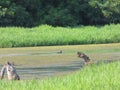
[0,24,120,48]
[0,61,119,90]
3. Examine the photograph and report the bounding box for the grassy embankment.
[0,61,119,90]
[0,24,120,48]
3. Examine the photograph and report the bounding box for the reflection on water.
[0,51,63,57]
[1,60,119,80]
[0,52,85,80]
[0,60,84,80]
[0,51,119,80]
[17,60,84,80]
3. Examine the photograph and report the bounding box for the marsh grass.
[0,61,119,90]
[0,24,120,48]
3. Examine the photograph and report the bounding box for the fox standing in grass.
[0,62,20,80]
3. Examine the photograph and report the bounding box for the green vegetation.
[0,0,120,27]
[0,24,120,48]
[0,61,119,90]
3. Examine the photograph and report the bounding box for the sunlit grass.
[0,24,120,48]
[0,61,119,90]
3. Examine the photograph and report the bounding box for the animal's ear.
[77,52,81,57]
[77,52,80,55]
[7,62,11,65]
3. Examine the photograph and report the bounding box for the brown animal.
[77,52,93,65]
[0,62,20,80]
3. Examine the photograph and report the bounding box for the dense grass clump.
[0,62,119,90]
[0,24,120,48]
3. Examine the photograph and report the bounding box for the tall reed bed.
[0,61,119,90]
[0,24,120,48]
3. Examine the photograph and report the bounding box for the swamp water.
[0,52,85,80]
[0,44,120,80]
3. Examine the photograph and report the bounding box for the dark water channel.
[0,59,84,80]
[17,60,84,80]
[0,52,85,80]
[0,51,119,80]
[17,60,119,80]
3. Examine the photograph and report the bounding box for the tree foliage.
[0,0,120,27]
